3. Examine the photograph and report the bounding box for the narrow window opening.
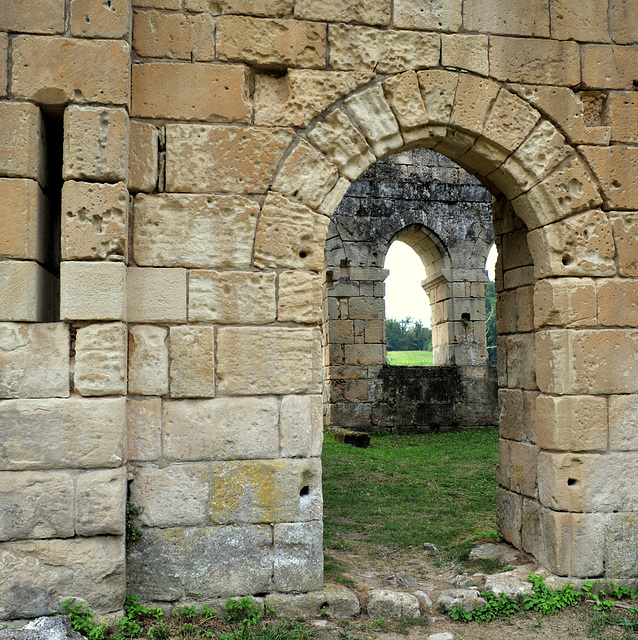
[485,243,498,366]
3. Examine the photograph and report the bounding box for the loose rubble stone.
[468,543,519,564]
[367,590,420,619]
[436,589,487,613]
[265,584,359,618]
[484,573,534,600]
[0,615,84,640]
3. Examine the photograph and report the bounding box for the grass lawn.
[387,350,434,366]
[322,428,499,559]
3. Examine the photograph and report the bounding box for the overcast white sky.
[383,242,497,327]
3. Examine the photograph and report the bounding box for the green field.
[387,349,434,366]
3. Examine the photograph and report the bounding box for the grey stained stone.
[265,584,360,619]
[468,542,519,564]
[428,633,454,640]
[0,616,84,640]
[436,589,487,613]
[367,589,420,619]
[484,573,534,600]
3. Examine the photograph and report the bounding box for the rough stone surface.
[0,323,69,399]
[582,45,638,90]
[126,267,187,323]
[0,0,65,34]
[296,0,390,26]
[0,615,84,640]
[441,34,488,75]
[75,468,126,536]
[367,590,420,619]
[0,261,56,323]
[277,271,322,324]
[395,0,461,31]
[484,573,534,600]
[169,327,215,398]
[70,0,129,38]
[265,584,359,618]
[127,121,158,193]
[0,102,44,183]
[280,395,323,458]
[187,0,291,16]
[581,145,638,210]
[127,397,162,461]
[609,394,638,451]
[436,589,487,613]
[273,521,323,592]
[128,325,169,396]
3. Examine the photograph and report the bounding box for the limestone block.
[0,0,64,33]
[513,157,603,230]
[0,178,47,261]
[254,69,374,128]
[0,536,125,619]
[274,521,323,592]
[459,137,508,176]
[254,194,330,272]
[128,121,158,193]
[278,271,321,324]
[367,590,420,619]
[132,63,249,122]
[605,93,638,144]
[130,463,209,527]
[295,0,390,26]
[272,141,339,209]
[280,395,323,458]
[344,84,403,159]
[610,213,638,276]
[126,525,273,601]
[128,325,168,396]
[12,35,130,105]
[133,0,180,7]
[528,210,615,279]
[0,471,74,541]
[169,327,215,398]
[550,0,610,43]
[0,34,6,97]
[75,323,127,396]
[165,124,293,193]
[63,106,127,182]
[76,467,126,536]
[520,497,540,557]
[598,279,638,327]
[189,270,276,324]
[0,261,55,322]
[265,585,360,619]
[581,145,638,210]
[533,278,597,328]
[344,344,384,366]
[582,45,638,89]
[505,332,536,390]
[417,70,459,127]
[499,439,537,497]
[609,395,638,451]
[133,10,214,60]
[185,0,291,15]
[134,194,259,268]
[495,487,522,549]
[307,108,376,181]
[610,0,638,44]
[348,297,384,320]
[490,121,572,199]
[394,0,461,30]
[61,181,128,261]
[383,71,432,146]
[329,24,440,74]
[0,396,125,470]
[605,513,638,578]
[0,102,44,183]
[498,388,524,441]
[217,16,325,69]
[535,395,608,452]
[464,0,549,36]
[127,397,161,461]
[163,397,279,461]
[538,509,604,577]
[60,261,126,321]
[490,37,580,86]
[70,0,130,38]
[319,177,352,217]
[126,267,186,323]
[209,459,322,524]
[441,34,488,75]
[217,327,321,396]
[482,90,540,153]
[450,75,500,134]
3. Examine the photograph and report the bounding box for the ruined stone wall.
[1,0,638,620]
[323,148,498,431]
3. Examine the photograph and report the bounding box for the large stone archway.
[1,0,638,619]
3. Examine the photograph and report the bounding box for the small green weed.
[199,604,216,619]
[148,621,171,640]
[523,573,582,615]
[178,622,201,637]
[450,591,520,622]
[62,598,107,640]
[126,503,143,543]
[175,605,199,619]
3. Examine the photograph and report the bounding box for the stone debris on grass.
[468,542,520,564]
[0,616,83,640]
[485,572,534,599]
[428,633,454,640]
[436,588,488,613]
[367,589,421,619]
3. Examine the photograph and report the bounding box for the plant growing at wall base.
[126,502,143,542]
[62,599,107,640]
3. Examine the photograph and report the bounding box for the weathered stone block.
[63,106,127,182]
[0,323,68,399]
[394,0,461,30]
[0,471,74,541]
[499,439,538,497]
[0,0,64,34]
[344,344,384,366]
[75,323,127,396]
[254,194,330,272]
[188,270,276,324]
[505,332,536,390]
[127,397,161,462]
[580,145,638,210]
[70,0,129,38]
[609,394,638,451]
[76,467,126,536]
[490,37,580,86]
[126,525,273,601]
[495,487,522,548]
[0,179,47,262]
[605,513,638,578]
[273,521,323,592]
[319,176,352,217]
[598,279,638,327]
[132,63,249,122]
[296,0,390,25]
[550,0,610,42]
[12,35,130,105]
[163,397,279,461]
[498,388,524,441]
[165,124,293,193]
[535,395,608,452]
[610,0,638,44]
[611,213,638,276]
[0,536,125,619]
[582,45,638,89]
[128,325,168,396]
[60,261,126,321]
[367,590,420,619]
[0,397,125,470]
[0,102,44,183]
[134,194,259,268]
[329,23,440,74]
[126,267,187,323]
[450,74,500,134]
[464,0,549,36]
[216,327,321,396]
[265,585,360,619]
[280,395,323,458]
[186,0,291,15]
[217,16,325,69]
[0,261,55,322]
[133,0,180,7]
[61,181,128,261]
[534,277,597,328]
[307,108,376,181]
[169,327,215,398]
[417,69,459,126]
[277,271,322,324]
[0,34,7,97]
[128,121,158,193]
[441,34,488,75]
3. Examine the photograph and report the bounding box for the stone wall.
[323,148,498,431]
[1,0,638,620]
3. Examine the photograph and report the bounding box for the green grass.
[386,350,434,366]
[322,428,499,559]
